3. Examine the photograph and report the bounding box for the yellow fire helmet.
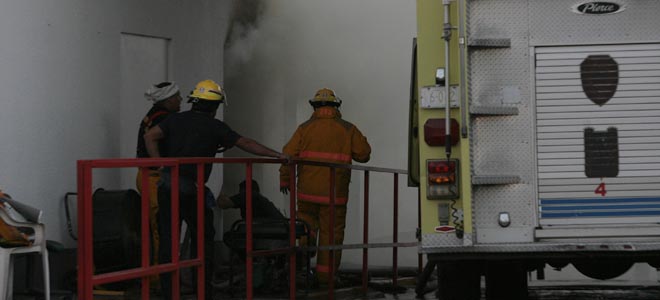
[309,88,342,108]
[188,79,226,103]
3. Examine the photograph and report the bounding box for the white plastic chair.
[0,197,50,300]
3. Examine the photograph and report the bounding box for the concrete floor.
[13,269,660,300]
[15,278,660,300]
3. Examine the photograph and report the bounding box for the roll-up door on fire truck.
[535,43,660,226]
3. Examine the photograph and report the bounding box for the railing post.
[245,163,254,300]
[196,163,206,300]
[77,161,93,300]
[393,173,399,288]
[328,166,336,300]
[171,165,181,300]
[362,171,370,293]
[140,167,151,299]
[289,162,297,300]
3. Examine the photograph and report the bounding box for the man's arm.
[351,126,371,163]
[278,129,302,194]
[216,194,236,209]
[144,125,165,158]
[235,137,288,160]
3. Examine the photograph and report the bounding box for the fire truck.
[410,0,660,299]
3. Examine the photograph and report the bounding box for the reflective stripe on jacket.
[279,107,371,205]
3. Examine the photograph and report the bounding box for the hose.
[450,198,464,239]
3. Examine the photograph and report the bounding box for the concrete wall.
[0,0,231,248]
[222,0,419,268]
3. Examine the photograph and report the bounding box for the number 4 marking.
[595,183,607,197]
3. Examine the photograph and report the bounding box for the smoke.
[224,0,265,80]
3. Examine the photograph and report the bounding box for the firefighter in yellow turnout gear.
[280,88,371,285]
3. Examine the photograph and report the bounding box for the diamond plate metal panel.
[472,184,537,242]
[529,0,660,46]
[467,0,537,244]
[421,233,474,249]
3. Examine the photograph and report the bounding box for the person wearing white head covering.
[136,81,182,158]
[144,81,181,103]
[135,81,182,287]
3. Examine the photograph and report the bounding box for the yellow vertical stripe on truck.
[417,0,472,235]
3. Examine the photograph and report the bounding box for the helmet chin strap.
[222,91,229,106]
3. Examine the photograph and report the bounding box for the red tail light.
[428,161,456,174]
[428,173,455,184]
[426,159,459,199]
[423,118,460,146]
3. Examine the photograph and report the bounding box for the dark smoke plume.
[224,0,265,79]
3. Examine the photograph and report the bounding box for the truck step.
[472,175,521,185]
[468,38,511,48]
[470,105,518,116]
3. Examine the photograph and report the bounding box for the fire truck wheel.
[648,261,660,269]
[547,260,570,270]
[573,260,633,280]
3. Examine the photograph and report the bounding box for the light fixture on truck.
[423,118,459,147]
[427,159,459,199]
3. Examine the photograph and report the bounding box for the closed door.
[119,33,170,188]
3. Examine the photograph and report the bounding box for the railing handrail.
[78,157,408,175]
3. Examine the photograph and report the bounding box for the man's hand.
[216,193,235,209]
[278,153,291,164]
[280,186,289,195]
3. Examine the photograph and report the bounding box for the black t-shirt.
[158,110,241,181]
[136,105,171,158]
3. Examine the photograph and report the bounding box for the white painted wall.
[0,0,231,248]
[222,0,419,268]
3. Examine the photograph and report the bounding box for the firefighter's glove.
[278,153,291,164]
[280,186,289,195]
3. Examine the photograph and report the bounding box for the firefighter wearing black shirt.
[144,79,287,300]
[136,81,182,278]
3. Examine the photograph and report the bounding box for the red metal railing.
[290,160,414,300]
[76,157,414,300]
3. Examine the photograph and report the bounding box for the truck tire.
[648,261,660,269]
[573,260,632,280]
[547,260,569,270]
